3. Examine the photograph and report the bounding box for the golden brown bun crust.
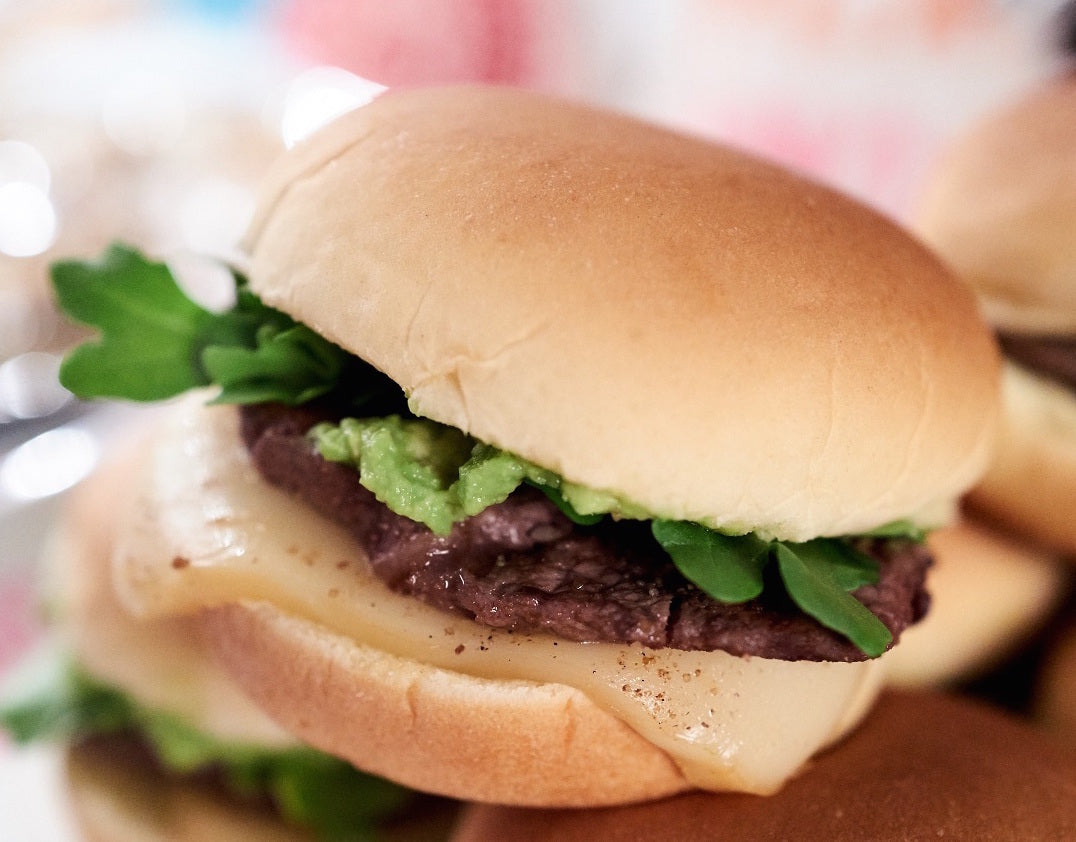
[885,516,1066,686]
[964,363,1076,555]
[64,736,312,842]
[452,691,1076,842]
[245,85,998,542]
[916,72,1076,332]
[201,601,693,807]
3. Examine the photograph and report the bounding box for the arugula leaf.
[791,539,880,592]
[51,244,405,412]
[651,520,769,602]
[0,649,429,842]
[204,323,345,405]
[52,244,241,400]
[0,642,134,742]
[774,543,893,657]
[651,524,894,656]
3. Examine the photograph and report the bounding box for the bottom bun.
[201,598,883,806]
[64,735,310,842]
[966,363,1076,555]
[884,517,1065,686]
[451,690,1076,842]
[202,602,691,807]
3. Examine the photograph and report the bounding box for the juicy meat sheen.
[239,404,931,662]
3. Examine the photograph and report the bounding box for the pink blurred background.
[268,0,1065,218]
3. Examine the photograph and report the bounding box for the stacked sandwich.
[7,86,1075,839]
[916,69,1076,747]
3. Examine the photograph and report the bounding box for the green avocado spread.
[310,416,646,535]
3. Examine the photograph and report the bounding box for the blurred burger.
[916,71,1076,556]
[0,447,456,841]
[450,689,1076,841]
[884,518,1066,688]
[44,86,998,806]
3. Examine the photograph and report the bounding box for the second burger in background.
[0,445,457,842]
[917,71,1076,557]
[51,86,999,806]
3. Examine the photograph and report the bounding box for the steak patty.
[998,332,1076,393]
[239,404,931,662]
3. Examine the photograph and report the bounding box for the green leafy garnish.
[774,544,892,657]
[650,521,769,602]
[0,648,433,841]
[652,523,894,657]
[0,643,133,742]
[51,244,403,411]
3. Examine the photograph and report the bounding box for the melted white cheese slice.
[113,399,887,794]
[49,448,297,748]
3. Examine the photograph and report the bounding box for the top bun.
[916,73,1076,333]
[245,85,998,542]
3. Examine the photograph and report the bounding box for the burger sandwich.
[917,71,1076,556]
[41,85,999,806]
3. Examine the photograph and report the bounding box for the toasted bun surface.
[244,85,998,542]
[202,602,690,807]
[917,73,1076,332]
[451,690,1076,842]
[884,516,1066,686]
[200,598,880,806]
[115,398,887,806]
[963,362,1076,555]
